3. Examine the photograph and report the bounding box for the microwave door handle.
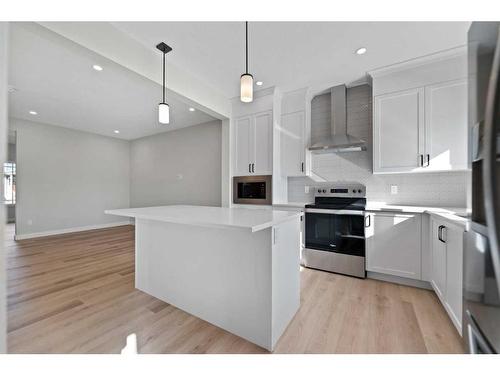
[482,27,500,295]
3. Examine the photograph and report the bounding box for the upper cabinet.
[424,79,468,171]
[374,87,424,173]
[370,47,468,174]
[234,110,273,176]
[280,88,311,177]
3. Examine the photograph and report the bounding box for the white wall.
[10,118,131,237]
[0,21,9,354]
[130,120,222,208]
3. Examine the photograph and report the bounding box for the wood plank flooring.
[4,224,464,354]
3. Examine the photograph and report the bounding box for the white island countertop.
[105,205,303,233]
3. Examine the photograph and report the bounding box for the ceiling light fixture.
[156,42,173,125]
[114,130,120,134]
[240,21,253,103]
[92,64,103,71]
[355,47,367,55]
[256,81,263,86]
[29,110,37,115]
[189,107,195,112]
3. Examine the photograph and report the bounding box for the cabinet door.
[373,88,424,173]
[424,79,468,171]
[431,218,447,300]
[444,225,464,333]
[253,111,273,175]
[365,212,422,279]
[234,116,253,176]
[281,111,305,176]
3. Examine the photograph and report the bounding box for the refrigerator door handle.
[483,26,500,295]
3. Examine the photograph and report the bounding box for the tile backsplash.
[288,84,469,207]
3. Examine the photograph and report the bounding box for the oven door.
[305,209,365,256]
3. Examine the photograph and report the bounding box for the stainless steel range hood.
[309,85,366,153]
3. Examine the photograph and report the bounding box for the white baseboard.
[367,271,432,290]
[14,221,132,240]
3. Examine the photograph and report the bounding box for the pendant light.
[156,42,172,124]
[240,21,253,103]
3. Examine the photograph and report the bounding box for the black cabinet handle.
[249,163,251,173]
[252,163,255,173]
[438,225,446,243]
[365,215,371,228]
[426,154,430,167]
[419,154,424,167]
[301,162,304,173]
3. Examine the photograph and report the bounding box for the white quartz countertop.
[105,205,303,233]
[273,202,312,209]
[366,202,470,227]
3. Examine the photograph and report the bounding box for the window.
[3,162,16,205]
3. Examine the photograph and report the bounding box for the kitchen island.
[105,205,302,351]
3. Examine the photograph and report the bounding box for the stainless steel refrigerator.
[464,22,500,354]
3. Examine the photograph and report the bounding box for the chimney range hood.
[308,85,366,153]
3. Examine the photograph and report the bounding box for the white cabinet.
[424,79,468,171]
[431,218,447,300]
[365,212,422,279]
[281,111,308,176]
[373,79,468,174]
[235,116,254,175]
[430,217,464,334]
[234,110,272,176]
[280,89,311,177]
[373,88,424,173]
[371,49,468,174]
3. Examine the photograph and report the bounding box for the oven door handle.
[305,208,365,216]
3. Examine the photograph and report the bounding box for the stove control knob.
[358,189,362,193]
[322,189,326,193]
[317,189,322,193]
[352,189,356,193]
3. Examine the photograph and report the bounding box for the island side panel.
[271,217,301,349]
[134,218,273,350]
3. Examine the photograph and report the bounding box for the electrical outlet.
[390,185,398,195]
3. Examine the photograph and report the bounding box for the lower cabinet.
[430,216,464,334]
[365,212,422,280]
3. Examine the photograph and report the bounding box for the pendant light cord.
[245,21,248,74]
[162,52,166,103]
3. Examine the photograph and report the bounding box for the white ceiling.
[8,23,218,140]
[112,21,470,97]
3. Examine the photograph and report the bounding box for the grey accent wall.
[288,84,469,207]
[10,118,131,236]
[130,120,222,208]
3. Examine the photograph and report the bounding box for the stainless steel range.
[303,183,366,278]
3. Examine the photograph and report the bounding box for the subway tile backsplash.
[288,84,469,207]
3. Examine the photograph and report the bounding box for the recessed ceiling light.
[113,130,120,134]
[189,107,195,112]
[92,64,103,71]
[256,81,263,86]
[355,47,367,55]
[29,110,37,115]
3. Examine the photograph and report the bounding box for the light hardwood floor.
[5,224,464,354]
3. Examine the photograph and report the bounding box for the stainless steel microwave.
[233,175,272,205]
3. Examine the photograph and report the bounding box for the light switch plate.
[390,185,398,195]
